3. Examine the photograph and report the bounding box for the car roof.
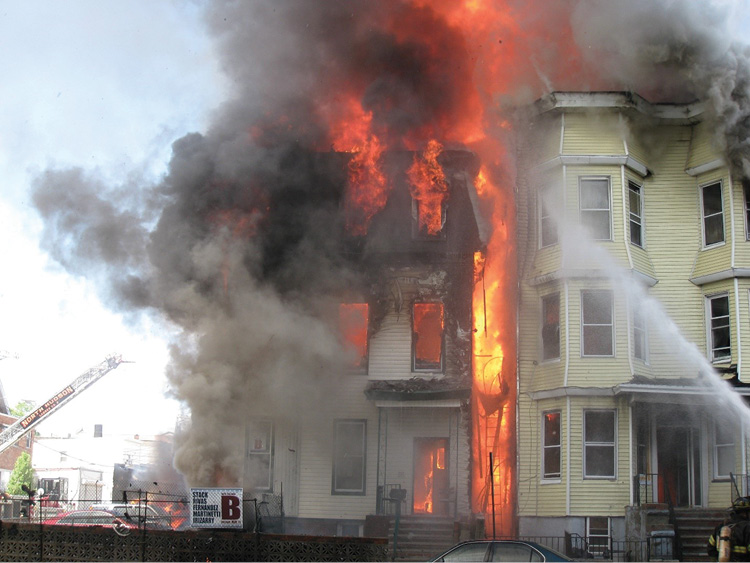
[431,540,572,562]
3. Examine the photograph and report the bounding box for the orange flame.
[413,302,444,367]
[339,303,369,368]
[407,140,448,236]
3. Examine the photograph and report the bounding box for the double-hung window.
[628,181,644,247]
[581,289,614,357]
[543,411,561,479]
[332,419,366,495]
[713,422,735,480]
[541,293,560,361]
[583,410,616,479]
[579,177,611,240]
[707,294,731,362]
[701,181,725,247]
[632,302,648,362]
[246,420,273,491]
[540,183,560,247]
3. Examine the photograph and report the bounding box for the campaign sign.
[190,488,243,529]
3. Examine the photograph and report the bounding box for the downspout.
[566,395,571,515]
[621,165,636,381]
[376,407,382,513]
[629,404,634,506]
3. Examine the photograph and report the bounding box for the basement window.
[587,516,612,558]
[412,302,444,371]
[701,181,725,247]
[246,420,273,491]
[339,303,369,372]
[332,419,366,495]
[579,177,611,241]
[707,294,731,363]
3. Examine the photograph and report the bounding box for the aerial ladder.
[0,355,126,455]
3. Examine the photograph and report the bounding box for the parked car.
[90,503,172,529]
[430,540,573,562]
[42,509,137,532]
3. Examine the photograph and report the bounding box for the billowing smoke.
[30,0,750,486]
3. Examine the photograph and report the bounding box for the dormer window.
[411,199,447,239]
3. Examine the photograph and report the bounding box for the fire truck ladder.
[0,355,126,455]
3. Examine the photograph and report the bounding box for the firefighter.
[708,497,750,561]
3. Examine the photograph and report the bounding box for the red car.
[42,509,137,533]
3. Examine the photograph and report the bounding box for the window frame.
[583,409,617,479]
[246,419,274,491]
[700,180,725,248]
[579,176,612,241]
[706,293,731,363]
[332,419,367,495]
[339,302,370,373]
[542,410,562,481]
[412,301,445,372]
[587,516,612,558]
[628,180,644,248]
[539,182,560,248]
[632,301,648,363]
[411,198,447,240]
[541,293,561,362]
[712,420,735,481]
[744,180,750,241]
[581,289,615,358]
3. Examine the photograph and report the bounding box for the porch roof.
[364,377,470,402]
[614,372,750,402]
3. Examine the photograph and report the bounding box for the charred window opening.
[339,303,369,371]
[246,420,273,491]
[412,302,444,371]
[411,199,447,239]
[541,293,560,361]
[332,420,366,495]
[408,140,448,239]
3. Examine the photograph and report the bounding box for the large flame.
[407,140,448,236]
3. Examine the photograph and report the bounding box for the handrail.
[662,483,682,562]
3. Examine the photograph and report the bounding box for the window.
[246,420,273,491]
[632,302,648,362]
[413,302,444,371]
[579,177,611,240]
[541,293,560,361]
[587,516,611,558]
[543,411,561,479]
[584,410,616,478]
[581,290,614,357]
[540,183,560,247]
[707,294,731,362]
[701,181,725,246]
[411,199,447,239]
[713,422,735,480]
[332,419,366,494]
[629,181,643,247]
[339,303,369,371]
[744,180,750,241]
[39,478,68,501]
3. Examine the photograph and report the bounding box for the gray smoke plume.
[31,0,750,486]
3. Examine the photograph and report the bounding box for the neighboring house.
[515,92,750,550]
[0,411,34,491]
[244,149,483,536]
[32,427,184,509]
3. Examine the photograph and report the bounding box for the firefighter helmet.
[733,497,750,511]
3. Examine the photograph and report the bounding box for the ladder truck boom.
[0,355,125,455]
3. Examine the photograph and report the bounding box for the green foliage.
[9,401,34,418]
[6,452,33,496]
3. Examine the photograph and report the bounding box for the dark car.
[431,540,573,562]
[42,509,137,531]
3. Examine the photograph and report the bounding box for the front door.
[656,426,702,507]
[413,438,449,516]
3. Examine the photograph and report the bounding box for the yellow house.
[515,92,750,559]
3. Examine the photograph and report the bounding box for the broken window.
[246,420,273,491]
[412,302,444,371]
[581,289,614,357]
[412,199,447,239]
[579,177,611,241]
[701,181,725,247]
[543,411,561,479]
[541,293,560,361]
[707,294,731,362]
[332,419,366,494]
[339,303,369,371]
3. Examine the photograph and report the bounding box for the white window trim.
[632,303,648,364]
[579,176,612,241]
[542,410,562,482]
[706,293,731,364]
[332,419,367,495]
[541,292,561,362]
[699,180,726,249]
[580,289,615,358]
[246,419,274,491]
[712,420,735,481]
[583,409,617,479]
[539,183,559,249]
[586,516,612,556]
[743,180,750,241]
[628,180,644,248]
